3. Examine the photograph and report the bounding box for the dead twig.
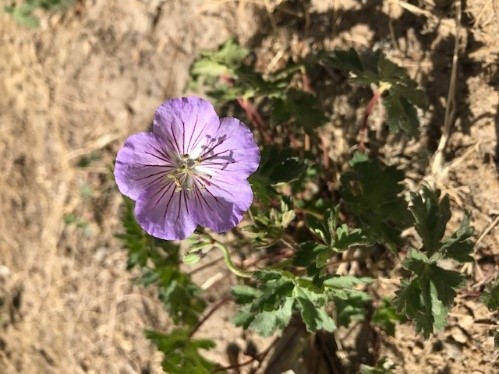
[431,0,461,177]
[460,215,499,280]
[473,0,494,28]
[476,215,499,246]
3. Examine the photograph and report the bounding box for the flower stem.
[212,241,252,278]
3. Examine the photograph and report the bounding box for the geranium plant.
[115,40,486,373]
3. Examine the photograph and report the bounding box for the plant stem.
[237,97,272,144]
[189,296,230,338]
[211,336,280,373]
[359,82,391,153]
[212,241,252,278]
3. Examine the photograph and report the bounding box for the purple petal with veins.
[114,96,260,240]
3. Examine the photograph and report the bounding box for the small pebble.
[0,266,10,282]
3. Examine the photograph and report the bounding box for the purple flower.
[114,97,260,240]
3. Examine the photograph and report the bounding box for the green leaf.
[334,290,371,327]
[116,197,158,269]
[232,309,255,329]
[5,0,76,28]
[319,49,427,136]
[323,48,365,75]
[481,277,499,311]
[4,4,40,28]
[234,297,294,337]
[183,252,201,265]
[190,38,248,78]
[256,145,308,185]
[232,284,259,304]
[294,286,335,332]
[324,275,372,289]
[383,93,419,137]
[249,174,278,206]
[41,0,76,11]
[245,310,281,336]
[271,89,328,132]
[156,268,206,326]
[293,241,329,274]
[410,187,451,255]
[439,214,474,262]
[403,249,430,273]
[394,84,427,108]
[146,329,216,374]
[334,224,372,251]
[349,151,369,166]
[296,207,371,280]
[395,249,466,337]
[372,298,402,336]
[248,195,296,246]
[395,277,421,322]
[235,270,372,335]
[252,298,294,336]
[305,214,329,244]
[340,158,411,247]
[410,187,474,261]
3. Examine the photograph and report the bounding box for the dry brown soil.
[0,0,497,373]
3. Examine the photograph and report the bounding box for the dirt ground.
[0,0,497,373]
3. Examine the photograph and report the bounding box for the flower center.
[167,154,211,192]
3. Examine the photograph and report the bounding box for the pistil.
[166,153,212,192]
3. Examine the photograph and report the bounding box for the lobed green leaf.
[481,277,499,311]
[340,158,411,247]
[395,249,466,337]
[410,187,474,262]
[146,329,216,374]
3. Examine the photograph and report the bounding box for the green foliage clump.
[115,37,482,372]
[190,39,327,133]
[232,270,371,336]
[146,329,216,374]
[481,278,499,347]
[294,206,371,282]
[117,198,215,372]
[318,48,428,136]
[4,0,76,28]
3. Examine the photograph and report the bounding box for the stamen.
[166,153,213,193]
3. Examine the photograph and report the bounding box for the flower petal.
[114,132,174,200]
[153,97,220,157]
[135,182,197,240]
[197,117,260,180]
[192,178,253,233]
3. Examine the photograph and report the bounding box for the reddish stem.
[237,97,272,144]
[189,295,231,338]
[319,132,330,169]
[359,89,383,153]
[220,74,271,144]
[302,70,313,93]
